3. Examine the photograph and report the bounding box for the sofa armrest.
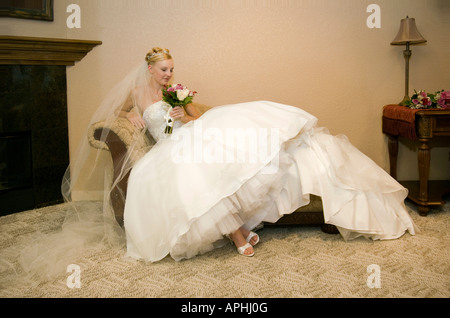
[88,118,153,226]
[93,128,129,226]
[88,117,154,164]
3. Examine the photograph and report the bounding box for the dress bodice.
[143,101,183,142]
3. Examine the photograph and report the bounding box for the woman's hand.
[170,106,187,122]
[126,112,146,129]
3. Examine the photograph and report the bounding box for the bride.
[9,46,417,285]
[95,47,416,262]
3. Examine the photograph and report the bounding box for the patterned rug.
[0,199,449,298]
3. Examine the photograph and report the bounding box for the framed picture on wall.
[0,0,53,21]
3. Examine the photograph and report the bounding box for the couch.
[87,102,338,234]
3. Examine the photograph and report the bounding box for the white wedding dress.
[124,100,415,262]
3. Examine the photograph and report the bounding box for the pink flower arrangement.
[162,84,197,108]
[162,84,197,134]
[438,91,450,108]
[406,89,450,109]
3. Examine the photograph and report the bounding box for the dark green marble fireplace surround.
[0,64,69,215]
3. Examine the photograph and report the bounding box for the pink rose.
[443,91,450,107]
[442,91,450,99]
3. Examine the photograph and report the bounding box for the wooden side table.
[382,105,450,216]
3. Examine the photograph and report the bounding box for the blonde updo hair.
[145,47,172,65]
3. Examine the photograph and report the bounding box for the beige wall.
[2,0,450,181]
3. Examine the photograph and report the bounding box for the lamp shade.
[391,16,427,45]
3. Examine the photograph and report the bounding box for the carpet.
[0,199,449,298]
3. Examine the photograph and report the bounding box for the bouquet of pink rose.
[162,84,197,134]
[162,84,197,108]
[405,89,450,109]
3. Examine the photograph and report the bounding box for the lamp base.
[398,95,410,106]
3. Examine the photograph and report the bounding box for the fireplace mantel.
[0,35,102,65]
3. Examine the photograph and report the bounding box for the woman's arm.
[115,94,146,129]
[170,103,201,124]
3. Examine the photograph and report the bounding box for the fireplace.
[0,64,69,215]
[0,36,101,216]
[0,131,34,213]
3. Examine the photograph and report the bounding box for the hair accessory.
[146,50,170,62]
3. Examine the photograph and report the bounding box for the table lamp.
[391,16,427,105]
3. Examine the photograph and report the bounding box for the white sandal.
[237,242,254,257]
[245,231,260,246]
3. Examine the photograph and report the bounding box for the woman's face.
[149,59,174,86]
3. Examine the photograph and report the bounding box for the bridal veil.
[3,61,155,283]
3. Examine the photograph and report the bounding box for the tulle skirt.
[124,101,416,262]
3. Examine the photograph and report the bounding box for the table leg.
[388,135,398,179]
[418,138,431,216]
